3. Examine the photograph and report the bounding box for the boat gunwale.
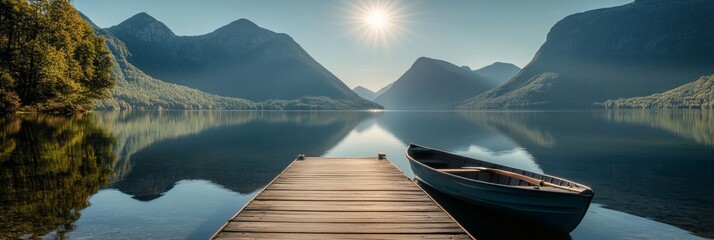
[406,143,593,197]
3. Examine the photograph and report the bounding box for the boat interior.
[408,146,592,194]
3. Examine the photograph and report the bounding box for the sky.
[74,0,632,91]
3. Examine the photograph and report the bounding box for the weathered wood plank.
[265,184,421,191]
[271,181,418,187]
[256,190,431,201]
[288,163,394,167]
[223,222,466,234]
[280,170,403,173]
[278,173,406,178]
[212,157,472,239]
[215,232,472,240]
[277,177,409,182]
[244,200,442,212]
[233,211,455,223]
[279,174,407,178]
[290,161,393,164]
[275,179,412,183]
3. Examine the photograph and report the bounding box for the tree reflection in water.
[0,114,116,239]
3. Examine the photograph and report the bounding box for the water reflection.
[105,111,373,200]
[377,112,543,174]
[456,111,714,238]
[0,114,117,239]
[66,180,257,240]
[602,110,714,145]
[1,110,710,239]
[377,111,508,151]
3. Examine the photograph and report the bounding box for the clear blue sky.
[74,0,631,91]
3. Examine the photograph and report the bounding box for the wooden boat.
[407,143,594,233]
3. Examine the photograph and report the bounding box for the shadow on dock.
[417,181,572,240]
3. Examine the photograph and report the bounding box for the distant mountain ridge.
[351,83,395,101]
[460,0,714,109]
[352,86,377,101]
[472,62,521,87]
[374,57,494,110]
[107,12,374,108]
[374,83,394,99]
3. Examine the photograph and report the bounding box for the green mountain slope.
[603,75,714,109]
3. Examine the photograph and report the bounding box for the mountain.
[460,0,714,109]
[352,86,377,100]
[374,83,394,99]
[107,13,377,109]
[603,75,714,109]
[374,57,493,109]
[80,13,379,110]
[352,84,394,101]
[80,13,256,110]
[472,62,521,87]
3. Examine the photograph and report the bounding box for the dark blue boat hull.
[408,146,593,233]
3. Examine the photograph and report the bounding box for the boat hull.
[408,149,593,233]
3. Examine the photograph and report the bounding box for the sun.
[365,9,390,30]
[347,1,408,48]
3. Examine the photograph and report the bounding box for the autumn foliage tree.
[0,0,114,113]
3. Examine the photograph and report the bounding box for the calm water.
[1,110,712,239]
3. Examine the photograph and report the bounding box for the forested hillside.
[603,75,714,109]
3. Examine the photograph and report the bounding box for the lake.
[1,110,712,239]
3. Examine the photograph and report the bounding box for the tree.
[0,0,115,113]
[0,114,117,238]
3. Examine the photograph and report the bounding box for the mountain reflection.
[0,114,117,239]
[102,111,374,200]
[601,110,714,145]
[458,111,556,147]
[1,110,710,239]
[376,111,517,152]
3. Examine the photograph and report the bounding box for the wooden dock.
[212,156,473,240]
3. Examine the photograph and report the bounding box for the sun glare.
[365,9,390,29]
[347,1,408,49]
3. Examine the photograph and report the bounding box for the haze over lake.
[1,110,711,239]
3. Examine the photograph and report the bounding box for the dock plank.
[256,190,431,201]
[215,232,472,240]
[266,184,422,191]
[245,200,442,212]
[232,211,456,223]
[223,222,466,234]
[212,157,472,239]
